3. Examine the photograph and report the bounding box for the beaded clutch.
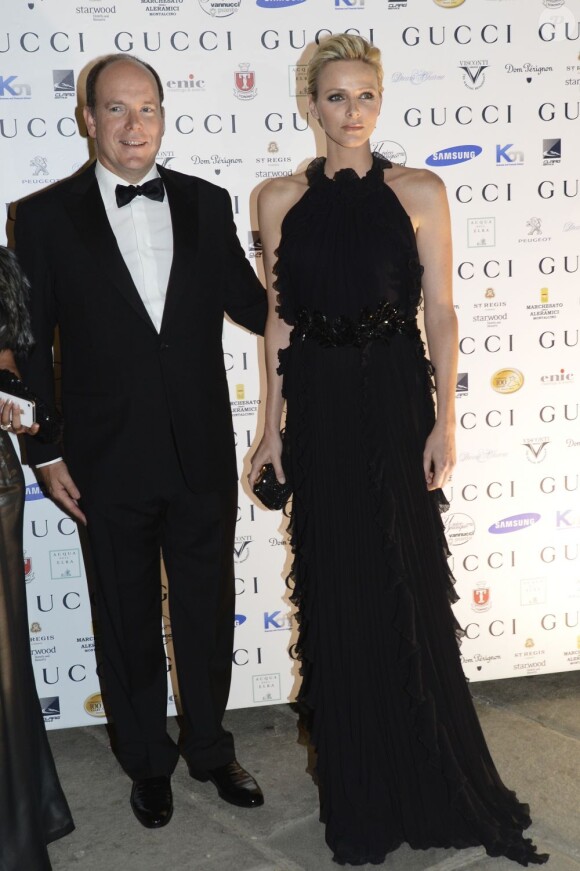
[253,462,292,511]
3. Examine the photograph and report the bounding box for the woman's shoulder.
[384,163,445,194]
[258,171,309,218]
[382,164,448,228]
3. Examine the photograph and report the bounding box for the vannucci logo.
[256,0,306,6]
[489,513,541,534]
[25,483,45,501]
[426,145,482,167]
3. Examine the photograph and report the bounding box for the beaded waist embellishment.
[290,300,420,349]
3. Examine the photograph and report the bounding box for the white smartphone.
[0,390,36,428]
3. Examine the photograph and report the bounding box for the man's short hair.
[85,54,164,112]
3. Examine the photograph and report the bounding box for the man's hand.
[37,460,87,526]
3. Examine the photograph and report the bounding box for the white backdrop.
[1,0,579,729]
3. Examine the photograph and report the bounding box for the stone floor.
[47,671,580,871]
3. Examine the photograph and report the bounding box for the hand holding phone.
[0,390,36,429]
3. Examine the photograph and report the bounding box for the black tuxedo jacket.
[15,162,266,495]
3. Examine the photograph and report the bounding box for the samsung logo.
[489,513,541,534]
[25,483,45,501]
[256,0,306,6]
[426,145,482,166]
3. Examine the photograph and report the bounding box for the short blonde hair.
[307,34,383,100]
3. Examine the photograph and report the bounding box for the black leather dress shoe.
[190,760,264,808]
[130,776,173,828]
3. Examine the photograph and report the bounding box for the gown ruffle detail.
[0,431,74,871]
[275,155,548,867]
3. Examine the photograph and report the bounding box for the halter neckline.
[306,152,393,188]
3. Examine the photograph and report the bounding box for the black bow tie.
[115,177,165,207]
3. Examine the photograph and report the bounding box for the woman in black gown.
[249,35,548,867]
[0,246,74,871]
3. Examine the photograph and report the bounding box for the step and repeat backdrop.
[1,0,579,729]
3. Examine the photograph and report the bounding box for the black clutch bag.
[0,368,63,444]
[253,463,292,511]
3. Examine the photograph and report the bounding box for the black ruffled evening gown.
[0,431,74,871]
[275,155,548,867]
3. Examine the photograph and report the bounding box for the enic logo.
[488,514,541,534]
[166,74,205,93]
[491,368,524,394]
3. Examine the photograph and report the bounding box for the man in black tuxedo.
[15,55,267,828]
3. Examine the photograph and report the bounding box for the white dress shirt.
[95,161,173,332]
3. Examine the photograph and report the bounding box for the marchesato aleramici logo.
[257,0,306,6]
[426,145,482,166]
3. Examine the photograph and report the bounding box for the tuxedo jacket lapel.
[159,165,199,333]
[64,164,156,330]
